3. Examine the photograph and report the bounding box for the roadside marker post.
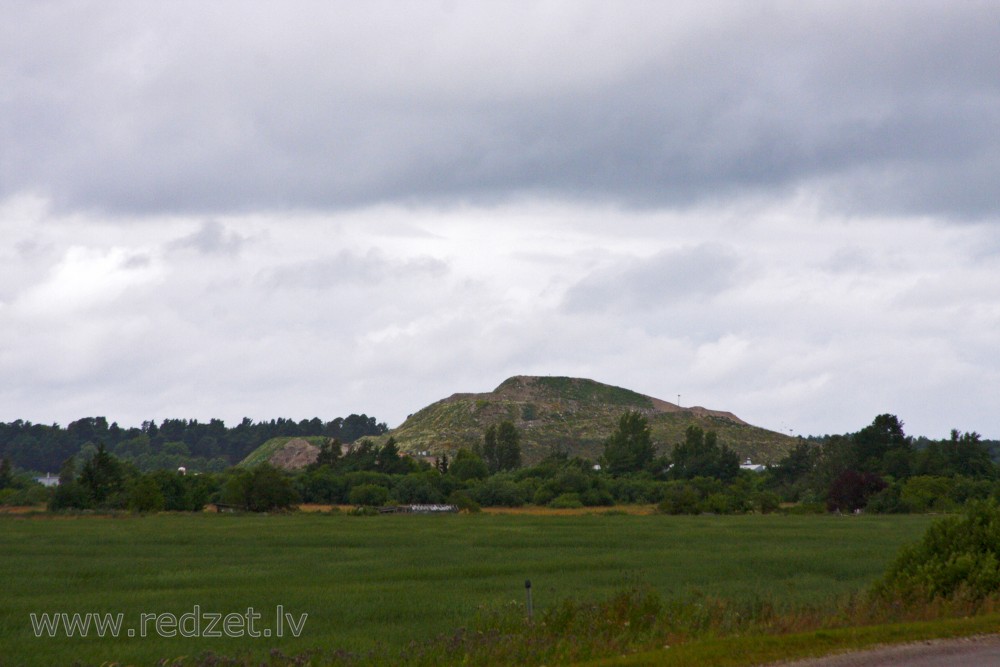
[525,579,533,622]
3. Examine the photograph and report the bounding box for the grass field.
[0,512,937,666]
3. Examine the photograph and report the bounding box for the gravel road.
[770,634,1000,667]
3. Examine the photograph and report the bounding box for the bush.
[826,470,886,512]
[658,482,701,515]
[222,464,299,512]
[784,501,826,515]
[900,475,958,513]
[874,500,1000,603]
[298,466,348,504]
[0,485,50,507]
[392,474,444,504]
[608,477,663,504]
[447,490,480,513]
[467,477,526,507]
[581,487,614,507]
[533,484,558,506]
[49,481,92,511]
[755,491,781,514]
[549,493,583,509]
[867,484,909,514]
[448,450,489,482]
[127,476,165,513]
[349,484,390,507]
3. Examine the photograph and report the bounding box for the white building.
[35,473,60,487]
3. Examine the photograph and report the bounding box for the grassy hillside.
[237,436,329,468]
[388,375,796,464]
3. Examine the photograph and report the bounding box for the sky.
[2,1,1000,439]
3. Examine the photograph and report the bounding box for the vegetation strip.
[582,615,1000,667]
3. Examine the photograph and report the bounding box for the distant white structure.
[35,473,60,487]
[740,458,766,473]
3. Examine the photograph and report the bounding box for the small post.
[525,579,533,622]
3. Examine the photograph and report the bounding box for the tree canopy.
[601,411,656,475]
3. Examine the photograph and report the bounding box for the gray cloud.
[262,250,448,290]
[2,2,999,218]
[564,244,742,315]
[168,221,247,255]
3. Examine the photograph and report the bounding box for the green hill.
[389,376,797,464]
[237,436,329,468]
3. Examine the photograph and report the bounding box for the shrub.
[0,485,50,506]
[867,484,909,514]
[392,474,444,504]
[448,450,489,482]
[222,464,299,512]
[873,500,1000,604]
[533,484,558,506]
[608,477,663,504]
[469,478,526,507]
[826,470,886,512]
[298,466,348,504]
[447,490,480,513]
[549,493,583,509]
[48,481,92,511]
[127,476,165,513]
[581,487,614,507]
[755,490,781,514]
[900,475,958,513]
[349,484,390,507]
[657,481,701,515]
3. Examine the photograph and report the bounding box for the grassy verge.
[585,614,1000,666]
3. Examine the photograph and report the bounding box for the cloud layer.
[3,3,1000,441]
[3,2,1000,217]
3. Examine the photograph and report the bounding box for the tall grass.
[1,513,935,666]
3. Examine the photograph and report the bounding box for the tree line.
[2,409,998,515]
[0,414,388,474]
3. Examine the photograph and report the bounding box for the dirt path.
[771,634,1000,667]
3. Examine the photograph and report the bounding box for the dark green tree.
[915,430,995,480]
[0,457,12,490]
[670,426,739,482]
[826,469,886,512]
[767,441,820,500]
[338,439,379,472]
[481,421,522,474]
[375,437,410,475]
[79,444,127,506]
[448,449,489,481]
[313,438,342,469]
[854,414,912,476]
[601,411,656,476]
[48,455,93,511]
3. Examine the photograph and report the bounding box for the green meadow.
[1,513,935,666]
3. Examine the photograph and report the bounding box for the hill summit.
[389,376,795,464]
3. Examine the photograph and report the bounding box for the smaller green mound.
[237,436,329,468]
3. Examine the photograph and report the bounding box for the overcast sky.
[3,1,1000,439]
